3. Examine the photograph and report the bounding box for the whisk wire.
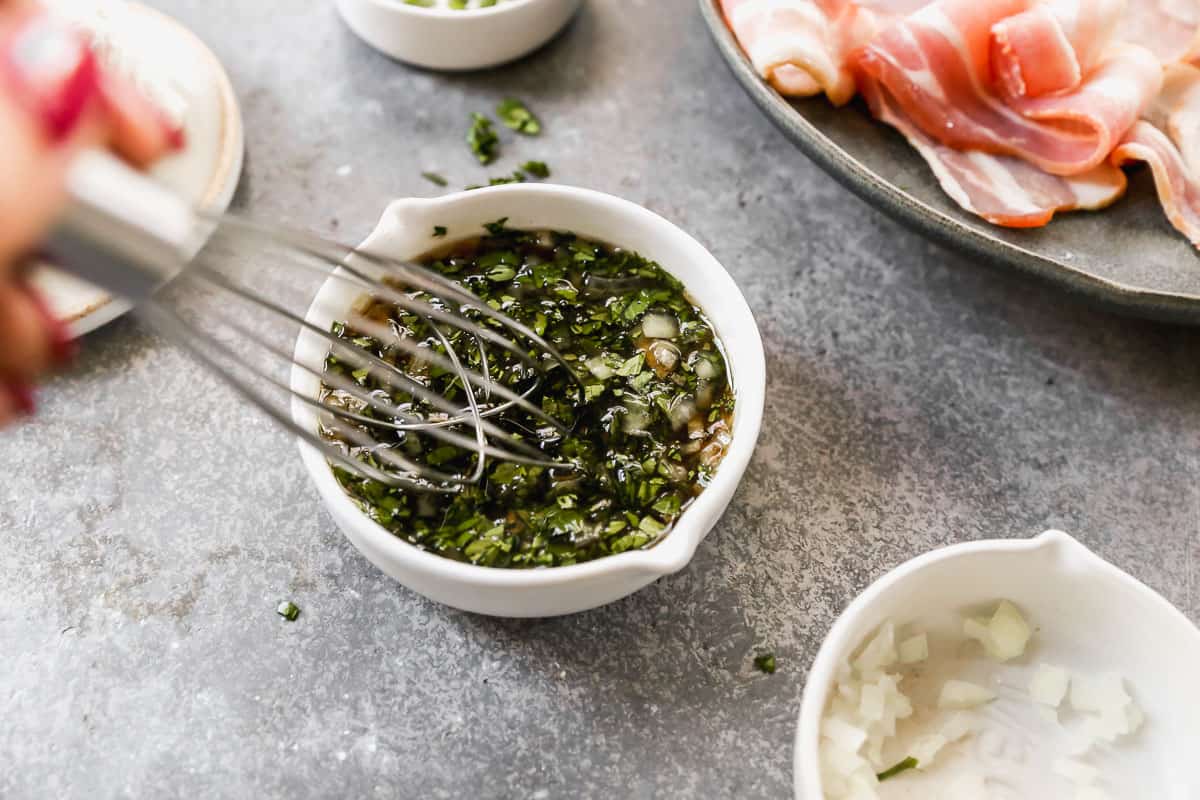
[54,163,580,492]
[187,270,564,467]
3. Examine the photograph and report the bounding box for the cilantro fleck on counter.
[496,98,540,135]
[321,221,735,568]
[520,160,550,179]
[467,113,499,164]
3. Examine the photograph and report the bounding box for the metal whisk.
[47,152,579,490]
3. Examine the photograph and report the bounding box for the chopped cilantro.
[496,98,541,135]
[322,227,734,568]
[422,171,448,186]
[521,160,550,179]
[467,113,499,164]
[754,652,776,674]
[433,226,447,237]
[486,171,527,187]
[276,601,300,621]
[483,218,510,236]
[615,353,645,377]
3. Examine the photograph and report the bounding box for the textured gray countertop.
[2,1,1198,798]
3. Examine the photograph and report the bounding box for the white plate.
[30,2,244,337]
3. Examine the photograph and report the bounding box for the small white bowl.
[291,184,765,617]
[795,530,1200,799]
[335,0,582,71]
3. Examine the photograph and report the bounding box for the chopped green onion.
[422,171,448,186]
[876,757,918,782]
[276,601,300,621]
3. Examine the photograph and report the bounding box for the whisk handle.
[46,151,198,303]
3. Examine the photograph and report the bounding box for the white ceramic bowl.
[795,530,1200,799]
[335,0,582,71]
[291,184,765,617]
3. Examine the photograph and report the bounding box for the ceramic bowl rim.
[368,0,539,18]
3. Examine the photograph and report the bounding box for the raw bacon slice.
[853,1,1162,175]
[863,82,1128,226]
[1111,122,1200,245]
[720,0,882,105]
[1145,62,1200,173]
[1109,65,1200,247]
[989,0,1125,98]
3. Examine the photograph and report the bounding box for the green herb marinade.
[321,222,735,568]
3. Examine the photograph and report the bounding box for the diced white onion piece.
[893,692,914,720]
[963,617,999,658]
[987,601,1031,661]
[822,716,868,753]
[823,741,867,777]
[859,683,885,721]
[585,356,614,380]
[820,761,851,799]
[899,633,929,664]
[1053,757,1099,785]
[666,397,696,431]
[944,772,989,799]
[648,339,680,372]
[853,621,898,674]
[940,712,974,742]
[847,774,881,800]
[1064,731,1096,757]
[621,402,650,433]
[909,733,947,766]
[1030,663,1071,707]
[641,312,678,339]
[1079,714,1122,744]
[938,680,996,710]
[1123,700,1145,735]
[1070,672,1130,714]
[865,734,884,769]
[693,356,720,380]
[1034,703,1059,724]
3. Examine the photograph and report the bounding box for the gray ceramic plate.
[700,0,1200,324]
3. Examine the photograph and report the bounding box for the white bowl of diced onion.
[335,0,582,71]
[795,530,1200,800]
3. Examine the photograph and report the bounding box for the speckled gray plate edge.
[699,0,1200,325]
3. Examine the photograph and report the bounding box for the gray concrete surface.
[2,1,1198,797]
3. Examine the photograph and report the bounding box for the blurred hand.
[0,2,180,425]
